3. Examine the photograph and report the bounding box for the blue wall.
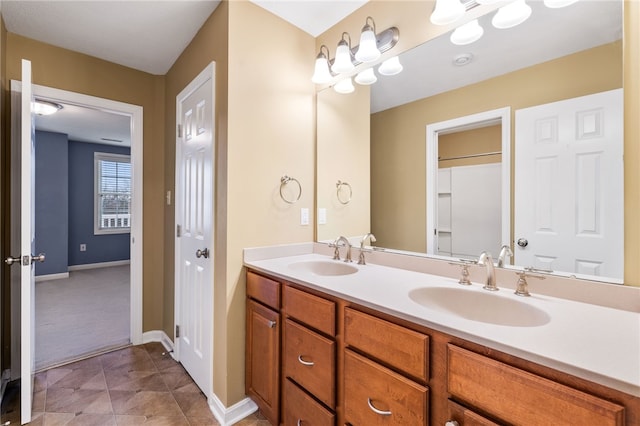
[68,140,131,267]
[35,131,69,276]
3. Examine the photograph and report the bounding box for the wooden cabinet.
[246,272,281,426]
[447,344,625,426]
[245,269,638,426]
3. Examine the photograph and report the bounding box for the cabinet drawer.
[283,379,335,426]
[344,349,428,425]
[344,307,429,382]
[447,399,500,426]
[283,285,335,336]
[447,344,625,426]
[247,271,280,310]
[284,319,336,409]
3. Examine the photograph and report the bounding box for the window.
[95,153,131,234]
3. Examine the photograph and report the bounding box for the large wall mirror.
[316,0,624,283]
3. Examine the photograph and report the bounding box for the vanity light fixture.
[450,19,484,45]
[355,17,381,63]
[311,45,332,84]
[354,68,377,85]
[543,0,579,8]
[332,33,355,74]
[334,77,355,94]
[33,99,63,116]
[430,0,466,26]
[378,56,403,76]
[492,0,532,29]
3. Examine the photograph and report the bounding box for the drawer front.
[447,399,500,426]
[284,319,336,409]
[247,271,280,310]
[283,379,335,426]
[283,285,335,336]
[447,345,625,426]
[344,307,429,382]
[344,349,428,425]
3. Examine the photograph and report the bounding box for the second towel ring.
[280,175,302,204]
[336,180,352,205]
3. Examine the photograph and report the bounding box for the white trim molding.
[68,260,131,271]
[209,393,258,426]
[142,330,174,356]
[35,272,70,282]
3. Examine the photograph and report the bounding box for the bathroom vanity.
[244,244,640,425]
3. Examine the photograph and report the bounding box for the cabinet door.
[246,299,280,425]
[344,350,428,425]
[447,399,500,426]
[283,379,335,426]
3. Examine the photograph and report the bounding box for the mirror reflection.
[316,0,624,283]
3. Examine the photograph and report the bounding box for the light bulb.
[430,0,465,26]
[334,78,355,94]
[378,56,403,76]
[543,0,579,8]
[355,68,377,85]
[492,0,532,29]
[332,39,354,74]
[311,52,332,84]
[355,26,380,63]
[450,19,484,45]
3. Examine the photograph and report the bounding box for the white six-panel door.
[514,89,623,280]
[175,63,215,399]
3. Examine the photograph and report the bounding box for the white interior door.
[514,89,623,280]
[175,63,215,399]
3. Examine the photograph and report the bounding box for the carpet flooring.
[35,265,131,371]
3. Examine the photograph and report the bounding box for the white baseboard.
[68,259,130,271]
[142,330,174,354]
[35,272,70,282]
[210,393,258,426]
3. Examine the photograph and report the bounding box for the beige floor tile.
[115,414,191,425]
[45,388,113,414]
[109,390,183,417]
[104,367,168,392]
[172,392,216,419]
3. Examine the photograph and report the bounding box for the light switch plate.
[318,208,327,225]
[301,208,310,225]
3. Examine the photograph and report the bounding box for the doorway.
[9,82,143,379]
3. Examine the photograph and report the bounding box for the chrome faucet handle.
[448,261,473,285]
[329,239,340,260]
[515,269,546,296]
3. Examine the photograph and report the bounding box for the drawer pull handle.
[297,355,314,366]
[268,320,276,328]
[367,398,392,416]
[297,420,302,426]
[445,422,459,426]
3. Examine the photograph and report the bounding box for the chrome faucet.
[497,245,513,268]
[333,236,353,263]
[358,233,376,265]
[478,251,498,291]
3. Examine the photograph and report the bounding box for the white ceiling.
[3,0,622,142]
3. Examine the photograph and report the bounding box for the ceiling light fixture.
[378,56,403,76]
[450,19,484,45]
[492,0,532,29]
[311,45,332,84]
[332,33,355,74]
[430,0,466,26]
[33,99,63,116]
[355,17,382,63]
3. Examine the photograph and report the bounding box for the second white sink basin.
[288,260,358,276]
[409,287,550,327]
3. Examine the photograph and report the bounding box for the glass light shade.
[332,41,354,73]
[378,56,403,76]
[355,68,377,85]
[430,0,465,26]
[476,0,500,4]
[33,100,62,115]
[492,0,532,29]
[334,77,355,94]
[450,19,484,45]
[354,28,380,63]
[543,0,578,8]
[311,55,332,84]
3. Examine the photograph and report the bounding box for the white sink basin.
[288,260,358,276]
[409,287,550,327]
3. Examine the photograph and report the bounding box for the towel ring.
[336,180,352,205]
[280,175,302,204]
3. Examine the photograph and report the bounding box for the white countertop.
[244,244,640,397]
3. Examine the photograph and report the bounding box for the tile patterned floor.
[1,343,270,425]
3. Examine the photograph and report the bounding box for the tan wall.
[317,84,370,241]
[438,125,501,169]
[371,42,622,254]
[164,0,315,406]
[4,33,167,330]
[624,0,640,286]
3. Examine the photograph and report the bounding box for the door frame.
[9,81,144,379]
[174,62,215,399]
[426,107,511,256]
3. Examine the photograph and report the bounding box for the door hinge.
[175,325,180,338]
[177,124,182,138]
[177,224,181,238]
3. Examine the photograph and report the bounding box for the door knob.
[31,253,46,264]
[5,253,45,266]
[5,256,21,266]
[196,248,210,259]
[517,238,529,248]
